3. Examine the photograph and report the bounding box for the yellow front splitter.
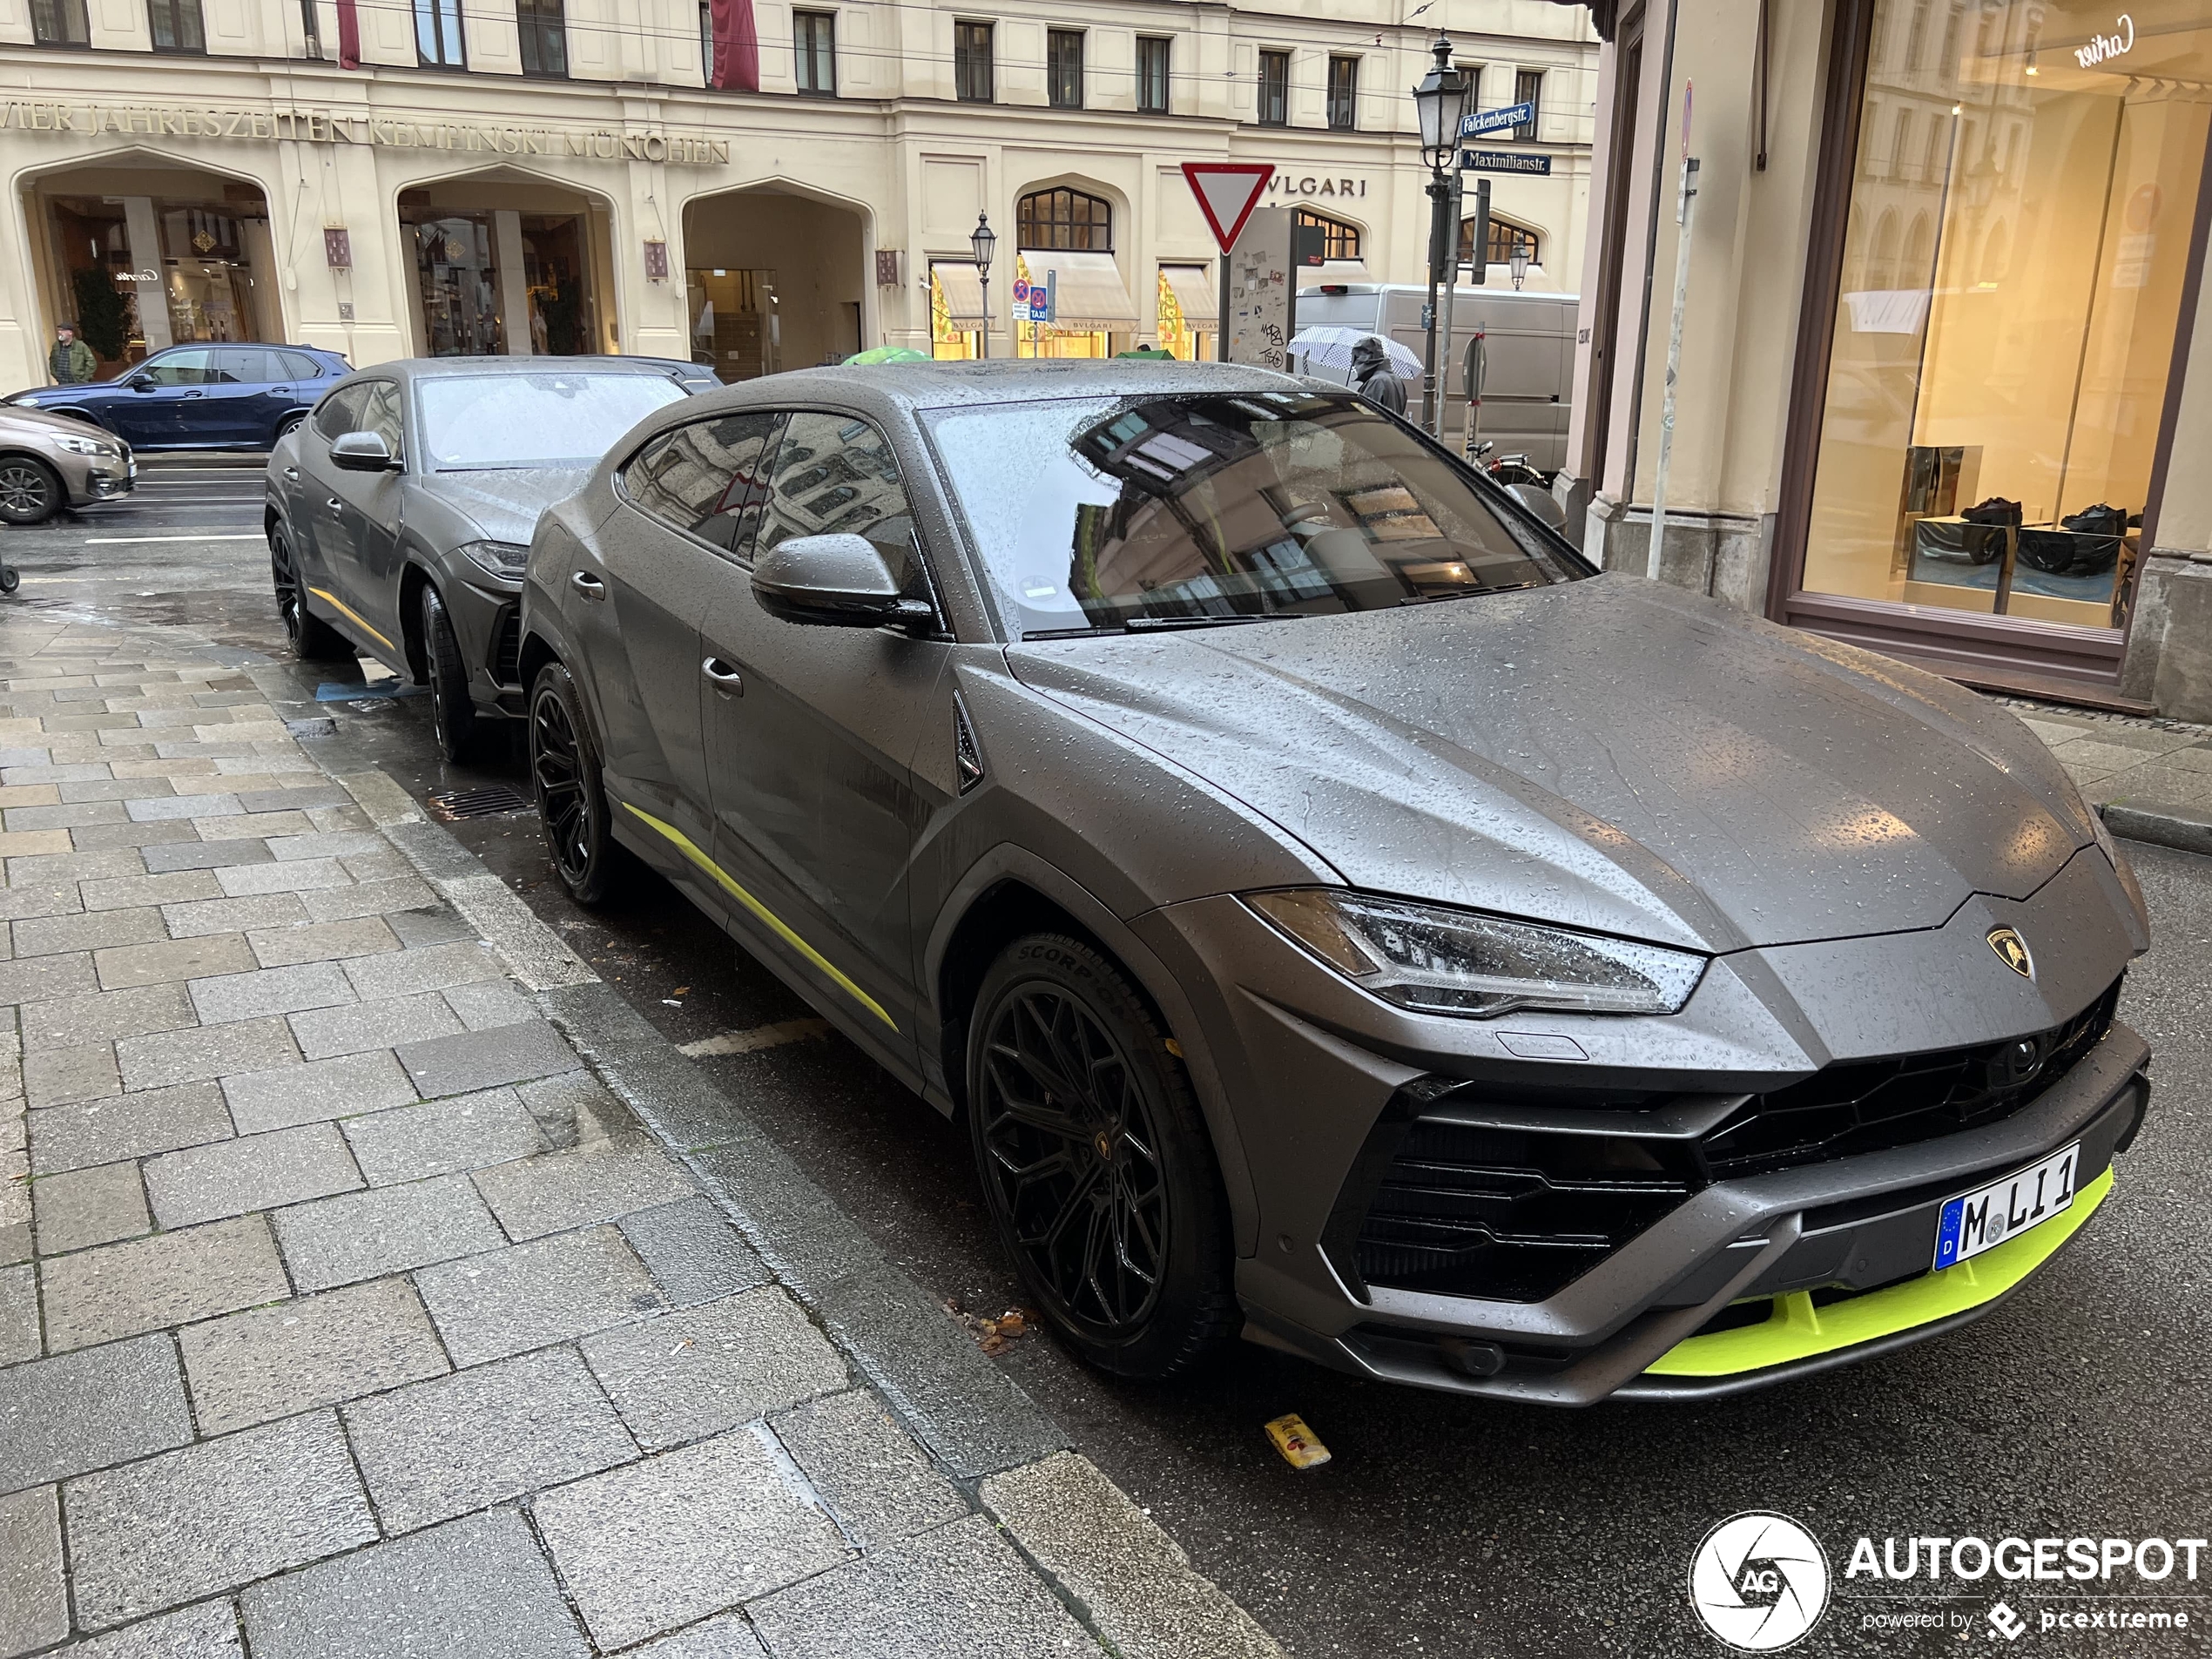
[1645,1166,2114,1379]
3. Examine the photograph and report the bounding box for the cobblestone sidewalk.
[0,614,1281,1659]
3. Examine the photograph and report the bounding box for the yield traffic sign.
[1180,164,1276,253]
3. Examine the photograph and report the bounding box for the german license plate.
[1932,1143,2080,1270]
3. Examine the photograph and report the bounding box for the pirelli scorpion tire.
[967,933,1238,1380]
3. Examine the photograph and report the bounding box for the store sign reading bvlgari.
[1264,173,1368,199]
[2075,14,2134,68]
[0,102,729,164]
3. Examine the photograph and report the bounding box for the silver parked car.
[262,357,692,756]
[0,404,134,524]
[516,361,2151,1401]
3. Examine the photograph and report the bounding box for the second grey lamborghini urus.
[516,361,2151,1402]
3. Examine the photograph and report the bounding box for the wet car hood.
[1008,575,2097,953]
[408,467,592,549]
[0,404,115,440]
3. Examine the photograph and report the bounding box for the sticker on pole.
[1181,163,1276,253]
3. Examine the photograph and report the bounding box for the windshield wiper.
[1123,612,1295,631]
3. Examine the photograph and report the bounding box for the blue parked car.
[5,343,351,451]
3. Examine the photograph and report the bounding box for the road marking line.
[678,1019,833,1058]
[83,533,264,544]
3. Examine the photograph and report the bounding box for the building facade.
[0,0,1597,392]
[1568,0,2212,721]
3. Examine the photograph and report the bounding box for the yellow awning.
[1161,264,1217,326]
[933,262,986,323]
[1021,250,1138,328]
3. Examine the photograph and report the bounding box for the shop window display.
[1801,0,2209,632]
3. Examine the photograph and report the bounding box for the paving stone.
[96,934,257,992]
[30,1161,151,1255]
[60,1602,245,1659]
[289,990,462,1061]
[516,1069,630,1150]
[179,1277,448,1436]
[58,778,172,804]
[0,1263,37,1366]
[117,1015,298,1089]
[534,1431,847,1649]
[242,1507,590,1659]
[300,877,438,921]
[72,819,203,853]
[415,1224,664,1366]
[239,786,350,813]
[10,848,146,885]
[0,1484,66,1655]
[29,1081,233,1176]
[0,784,59,807]
[24,1042,120,1107]
[0,828,76,859]
[215,859,353,898]
[266,831,388,863]
[5,799,126,831]
[40,1217,290,1352]
[65,1411,377,1629]
[385,906,475,948]
[160,893,311,939]
[746,1513,1097,1659]
[246,916,399,969]
[442,978,536,1031]
[772,1389,967,1550]
[475,1135,696,1243]
[145,1124,362,1229]
[0,883,81,923]
[344,1345,637,1534]
[342,941,504,1001]
[618,1197,772,1309]
[340,848,412,882]
[13,907,166,960]
[0,1333,193,1492]
[188,961,355,1025]
[223,1050,417,1136]
[0,952,98,1006]
[273,1173,507,1293]
[341,1087,543,1186]
[19,982,194,1051]
[198,811,309,842]
[127,792,241,823]
[581,1290,846,1452]
[630,1613,769,1659]
[395,1020,577,1098]
[141,840,273,875]
[80,871,223,912]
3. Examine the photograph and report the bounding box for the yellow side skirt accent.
[307,586,395,651]
[1645,1166,2114,1379]
[618,800,898,1033]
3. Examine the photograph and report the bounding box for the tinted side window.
[213,348,274,385]
[623,412,785,555]
[312,384,368,440]
[757,413,924,596]
[279,352,325,381]
[142,349,212,387]
[355,383,404,456]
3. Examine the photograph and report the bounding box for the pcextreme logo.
[1689,1512,1832,1651]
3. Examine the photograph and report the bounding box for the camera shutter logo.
[1689,1513,1831,1651]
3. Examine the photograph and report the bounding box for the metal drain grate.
[427,785,535,820]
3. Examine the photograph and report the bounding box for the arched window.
[1460,217,1541,266]
[1017,188,1112,252]
[1296,209,1360,261]
[1979,219,2010,285]
[1869,209,1900,288]
[1902,212,1933,284]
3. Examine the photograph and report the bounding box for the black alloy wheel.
[420,582,482,763]
[275,412,306,442]
[269,529,350,659]
[529,660,624,905]
[968,934,1236,1379]
[0,458,60,526]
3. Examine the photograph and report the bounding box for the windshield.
[417,373,688,470]
[922,391,1581,637]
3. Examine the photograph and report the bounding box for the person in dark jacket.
[48,325,96,386]
[1348,335,1407,415]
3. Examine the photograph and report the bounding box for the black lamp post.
[1411,36,1474,432]
[970,212,997,361]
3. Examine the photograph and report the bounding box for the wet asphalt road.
[15,461,2211,1658]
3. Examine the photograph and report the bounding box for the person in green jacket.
[48,324,96,385]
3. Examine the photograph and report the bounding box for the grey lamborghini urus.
[516,361,2151,1402]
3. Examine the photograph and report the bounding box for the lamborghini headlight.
[458,540,529,579]
[1244,889,1707,1019]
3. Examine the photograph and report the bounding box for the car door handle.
[181,390,204,399]
[570,571,605,600]
[701,658,744,695]
[284,466,300,480]
[325,496,342,512]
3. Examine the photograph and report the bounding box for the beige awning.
[1022,250,1139,328]
[1161,264,1217,326]
[1298,260,1372,287]
[933,262,986,323]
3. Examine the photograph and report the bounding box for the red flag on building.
[334,0,361,68]
[706,0,760,91]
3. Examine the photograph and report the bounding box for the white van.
[1292,283,1578,473]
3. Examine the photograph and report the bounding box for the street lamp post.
[1411,35,1474,435]
[1510,245,1531,291]
[971,212,997,361]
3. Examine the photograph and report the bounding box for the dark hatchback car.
[8,343,351,449]
[516,361,2150,1402]
[264,357,691,757]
